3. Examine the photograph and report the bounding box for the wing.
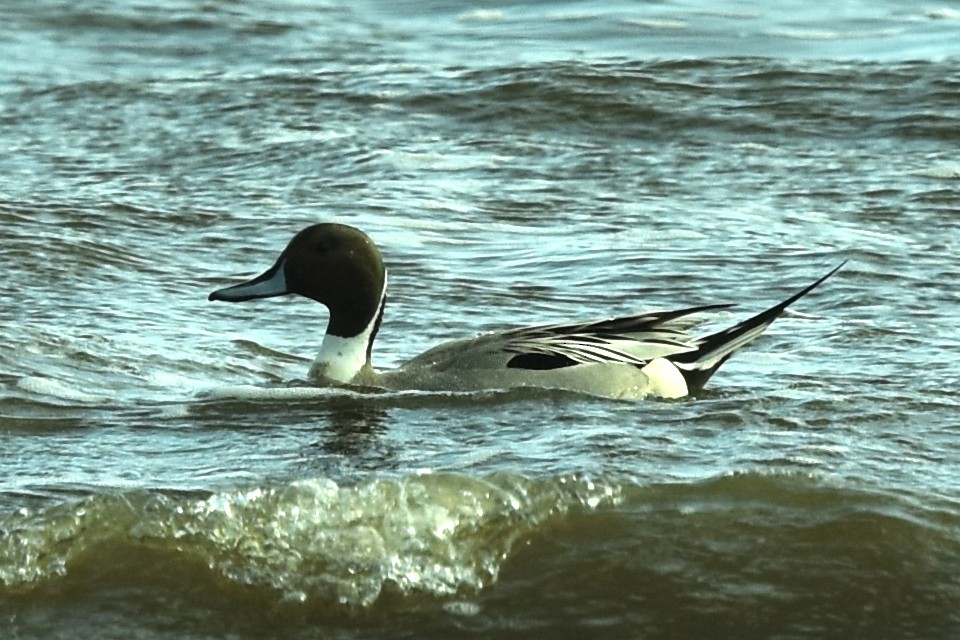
[501,303,734,370]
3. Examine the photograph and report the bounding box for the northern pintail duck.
[209,223,844,400]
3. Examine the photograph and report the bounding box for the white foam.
[623,18,687,30]
[196,384,348,402]
[912,163,960,179]
[16,376,108,404]
[926,8,960,20]
[129,473,622,605]
[767,28,900,41]
[458,9,504,23]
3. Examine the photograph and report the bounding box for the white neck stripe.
[311,271,387,384]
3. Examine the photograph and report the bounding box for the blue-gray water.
[2,1,959,638]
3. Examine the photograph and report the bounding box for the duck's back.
[378,329,683,399]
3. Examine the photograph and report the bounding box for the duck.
[208,223,844,400]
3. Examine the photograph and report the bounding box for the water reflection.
[316,394,391,458]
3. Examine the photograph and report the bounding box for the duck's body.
[209,223,843,400]
[371,310,728,399]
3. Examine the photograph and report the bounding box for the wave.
[2,472,956,630]
[0,472,621,607]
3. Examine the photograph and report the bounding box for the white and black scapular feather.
[209,223,845,400]
[500,304,733,371]
[525,263,843,391]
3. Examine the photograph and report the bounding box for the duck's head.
[208,223,387,341]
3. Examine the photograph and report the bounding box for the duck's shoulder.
[399,331,515,372]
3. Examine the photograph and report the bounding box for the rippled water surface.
[1,1,959,638]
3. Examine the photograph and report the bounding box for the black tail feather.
[671,261,846,393]
[674,353,733,392]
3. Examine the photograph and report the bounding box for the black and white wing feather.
[501,261,844,384]
[400,263,843,395]
[502,303,734,370]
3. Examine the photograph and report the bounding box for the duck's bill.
[208,259,288,302]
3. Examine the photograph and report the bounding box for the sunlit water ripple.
[1,0,959,638]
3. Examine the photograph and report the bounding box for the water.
[2,0,959,638]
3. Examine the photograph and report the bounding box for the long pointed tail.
[670,261,846,392]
